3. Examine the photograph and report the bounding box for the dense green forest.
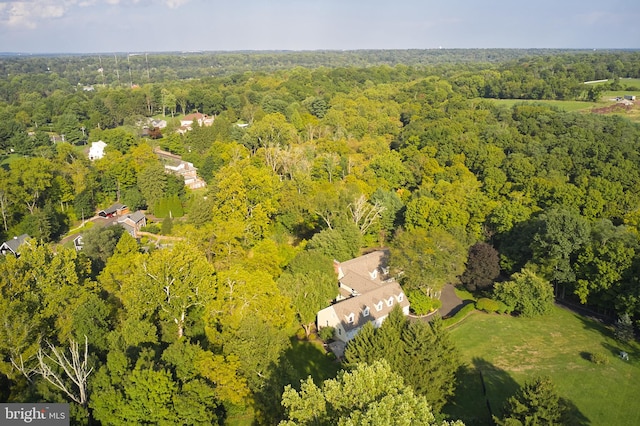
[1,49,640,424]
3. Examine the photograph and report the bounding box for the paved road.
[438,284,467,318]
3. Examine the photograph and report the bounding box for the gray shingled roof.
[338,249,390,283]
[332,281,408,332]
[101,203,126,215]
[2,234,29,254]
[340,271,382,295]
[128,211,146,223]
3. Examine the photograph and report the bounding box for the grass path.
[445,307,640,425]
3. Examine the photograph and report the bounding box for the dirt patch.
[591,102,635,115]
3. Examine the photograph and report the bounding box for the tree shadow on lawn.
[444,357,590,426]
[443,357,520,425]
[252,337,342,425]
[601,341,640,365]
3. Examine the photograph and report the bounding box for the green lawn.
[445,307,640,425]
[584,78,640,88]
[487,98,597,112]
[285,337,342,384]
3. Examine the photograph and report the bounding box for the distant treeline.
[1,49,639,86]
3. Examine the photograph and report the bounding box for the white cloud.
[0,0,189,28]
[164,0,189,8]
[0,1,68,29]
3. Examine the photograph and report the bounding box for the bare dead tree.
[349,194,386,235]
[34,337,93,406]
[10,352,37,383]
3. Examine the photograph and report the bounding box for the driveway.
[438,284,467,318]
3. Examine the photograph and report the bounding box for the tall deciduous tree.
[280,360,463,426]
[459,242,501,292]
[277,250,337,338]
[390,227,466,296]
[121,242,216,341]
[10,157,54,215]
[493,268,554,317]
[530,208,590,285]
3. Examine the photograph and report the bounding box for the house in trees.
[317,250,410,344]
[88,140,107,161]
[155,148,207,189]
[98,202,129,218]
[0,234,30,257]
[178,113,214,133]
[117,211,147,238]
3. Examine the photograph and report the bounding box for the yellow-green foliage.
[476,298,500,313]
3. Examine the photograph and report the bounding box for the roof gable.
[1,234,30,255]
[332,282,408,332]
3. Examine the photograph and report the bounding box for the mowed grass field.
[488,98,596,112]
[445,307,640,425]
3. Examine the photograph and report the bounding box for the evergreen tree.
[614,313,634,343]
[344,306,461,411]
[495,376,566,426]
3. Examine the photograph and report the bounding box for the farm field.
[445,306,640,425]
[488,95,640,122]
[487,98,596,112]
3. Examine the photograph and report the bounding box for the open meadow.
[445,307,640,425]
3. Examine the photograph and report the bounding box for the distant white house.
[151,119,167,129]
[88,140,107,161]
[177,113,214,133]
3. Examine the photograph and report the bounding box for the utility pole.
[127,54,133,88]
[145,53,151,80]
[98,55,105,86]
[114,54,120,85]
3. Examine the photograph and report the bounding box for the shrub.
[494,268,554,317]
[319,326,335,341]
[496,301,513,314]
[589,352,610,365]
[142,224,160,234]
[295,328,306,340]
[442,302,476,328]
[476,298,501,313]
[407,290,441,315]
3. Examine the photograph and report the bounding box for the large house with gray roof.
[317,250,409,343]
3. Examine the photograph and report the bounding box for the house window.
[398,293,404,302]
[375,301,383,311]
[347,313,355,323]
[363,306,370,317]
[386,297,394,307]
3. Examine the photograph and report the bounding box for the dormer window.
[386,297,394,307]
[347,313,355,324]
[363,306,370,317]
[375,301,383,311]
[397,293,404,302]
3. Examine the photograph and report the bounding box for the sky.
[0,0,638,53]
